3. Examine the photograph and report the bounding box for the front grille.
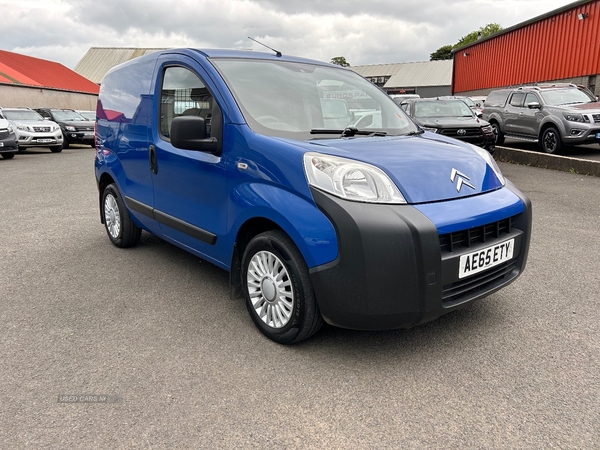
[0,130,9,139]
[439,128,482,137]
[439,217,513,253]
[592,114,600,123]
[76,126,94,132]
[33,127,51,132]
[442,261,516,303]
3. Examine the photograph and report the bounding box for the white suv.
[0,107,64,153]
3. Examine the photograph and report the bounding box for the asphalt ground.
[503,138,600,161]
[1,146,599,448]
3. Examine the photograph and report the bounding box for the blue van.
[95,49,531,344]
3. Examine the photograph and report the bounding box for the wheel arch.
[538,119,564,139]
[98,172,116,224]
[229,217,282,299]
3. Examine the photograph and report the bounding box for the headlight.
[65,126,76,131]
[7,123,15,133]
[563,113,586,123]
[481,125,493,133]
[469,144,505,186]
[16,124,31,132]
[303,152,406,204]
[420,126,438,133]
[51,125,59,132]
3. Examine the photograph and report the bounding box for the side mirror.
[527,102,541,109]
[171,116,219,154]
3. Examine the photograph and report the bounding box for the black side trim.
[125,196,154,218]
[124,196,217,245]
[153,210,217,245]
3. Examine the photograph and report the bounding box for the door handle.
[149,145,158,174]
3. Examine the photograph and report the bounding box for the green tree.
[455,23,503,49]
[330,56,350,67]
[430,44,454,61]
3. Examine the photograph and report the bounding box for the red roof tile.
[0,49,99,94]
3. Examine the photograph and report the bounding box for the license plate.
[458,238,515,279]
[36,139,53,143]
[84,132,93,136]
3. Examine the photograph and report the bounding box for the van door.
[150,56,230,268]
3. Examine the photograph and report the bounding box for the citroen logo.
[450,168,476,192]
[457,129,467,136]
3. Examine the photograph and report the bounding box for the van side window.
[509,92,525,107]
[159,66,215,139]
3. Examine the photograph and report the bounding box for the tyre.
[101,184,142,248]
[540,126,564,154]
[17,146,26,153]
[241,230,323,344]
[1,152,15,159]
[62,136,70,149]
[490,122,504,145]
[50,145,63,153]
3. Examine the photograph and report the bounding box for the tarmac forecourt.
[495,146,600,177]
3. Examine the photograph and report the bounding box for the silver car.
[482,84,600,154]
[0,107,64,153]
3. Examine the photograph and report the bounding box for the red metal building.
[0,49,99,94]
[452,0,600,95]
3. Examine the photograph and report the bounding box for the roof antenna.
[248,37,282,57]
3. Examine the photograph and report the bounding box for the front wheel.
[1,152,15,159]
[540,126,564,154]
[490,122,504,145]
[241,230,323,344]
[50,145,63,153]
[62,136,70,149]
[101,184,142,248]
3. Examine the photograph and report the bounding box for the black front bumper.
[64,131,94,144]
[0,136,18,152]
[308,187,532,331]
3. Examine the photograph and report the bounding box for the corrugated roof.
[74,47,168,84]
[384,60,453,88]
[351,63,405,78]
[351,60,452,88]
[0,49,99,94]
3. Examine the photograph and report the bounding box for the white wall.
[0,85,97,110]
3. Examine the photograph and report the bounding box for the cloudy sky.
[2,0,573,69]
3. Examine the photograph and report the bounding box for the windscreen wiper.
[310,127,387,138]
[404,129,424,136]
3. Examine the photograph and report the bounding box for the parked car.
[389,93,420,106]
[437,95,483,117]
[34,108,94,148]
[0,114,18,159]
[470,95,487,108]
[0,107,64,153]
[76,110,96,121]
[95,48,531,344]
[400,98,495,153]
[482,83,600,154]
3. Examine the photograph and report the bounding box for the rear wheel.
[490,122,504,145]
[241,230,323,344]
[1,152,15,159]
[50,145,63,153]
[101,184,142,248]
[540,126,564,154]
